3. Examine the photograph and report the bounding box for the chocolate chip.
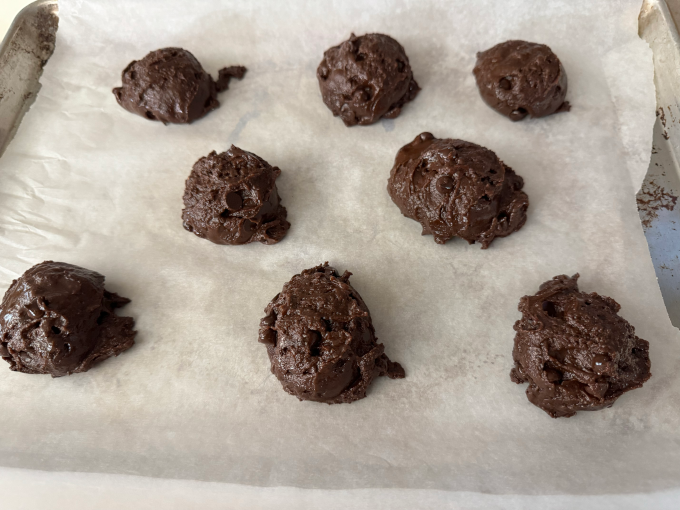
[309,331,323,357]
[585,382,609,398]
[260,328,276,346]
[544,367,562,383]
[509,108,528,121]
[261,315,276,327]
[226,192,243,211]
[243,219,256,233]
[499,78,511,90]
[436,176,454,193]
[24,302,43,319]
[592,354,611,374]
[542,300,557,317]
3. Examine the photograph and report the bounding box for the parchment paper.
[1,0,679,498]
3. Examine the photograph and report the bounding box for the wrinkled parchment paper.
[1,0,679,501]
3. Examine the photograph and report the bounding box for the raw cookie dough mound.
[511,274,651,418]
[473,40,569,121]
[387,132,528,248]
[182,145,290,245]
[0,261,136,377]
[113,47,246,124]
[258,263,405,404]
[317,33,420,126]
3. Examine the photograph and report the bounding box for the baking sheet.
[2,467,680,510]
[0,0,58,158]
[638,0,680,327]
[0,0,679,497]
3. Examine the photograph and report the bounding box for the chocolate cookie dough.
[182,145,290,245]
[511,274,651,418]
[387,132,528,248]
[113,47,246,124]
[317,33,420,126]
[473,40,569,121]
[258,263,405,404]
[0,262,136,377]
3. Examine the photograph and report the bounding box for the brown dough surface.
[113,47,246,124]
[317,33,420,126]
[511,274,651,418]
[387,132,529,248]
[473,40,569,121]
[258,263,405,404]
[182,145,290,245]
[0,261,136,377]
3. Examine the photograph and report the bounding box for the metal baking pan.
[639,0,680,327]
[0,0,678,329]
[0,0,57,158]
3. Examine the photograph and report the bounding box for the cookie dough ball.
[387,132,529,248]
[182,145,290,245]
[511,274,651,418]
[317,33,420,126]
[113,47,246,124]
[0,262,136,377]
[473,40,569,121]
[258,263,405,404]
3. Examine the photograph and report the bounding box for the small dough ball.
[258,263,405,404]
[511,274,652,418]
[0,261,136,377]
[387,132,529,248]
[113,47,246,124]
[317,33,420,126]
[182,145,290,245]
[473,40,569,121]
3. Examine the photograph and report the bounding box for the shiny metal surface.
[0,0,57,158]
[639,0,680,327]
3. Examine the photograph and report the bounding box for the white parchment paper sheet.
[2,466,680,510]
[1,0,678,497]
